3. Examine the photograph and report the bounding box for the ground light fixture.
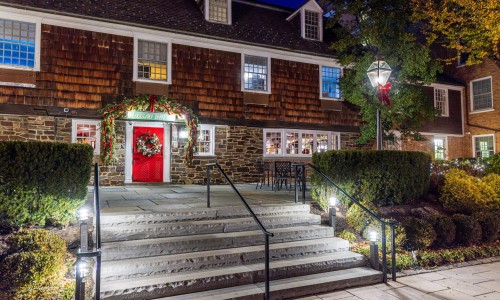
[366,57,392,150]
[328,195,337,232]
[78,207,89,252]
[75,260,89,299]
[369,230,379,270]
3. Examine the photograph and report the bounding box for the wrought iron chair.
[274,161,292,191]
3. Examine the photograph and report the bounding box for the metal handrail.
[206,163,274,300]
[76,163,102,300]
[304,163,397,283]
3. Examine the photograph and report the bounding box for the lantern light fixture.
[367,60,392,88]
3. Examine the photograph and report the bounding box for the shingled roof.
[0,0,335,57]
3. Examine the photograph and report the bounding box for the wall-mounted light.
[179,128,189,140]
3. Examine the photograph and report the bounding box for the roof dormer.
[287,0,323,41]
[195,0,232,25]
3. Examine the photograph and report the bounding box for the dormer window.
[199,0,231,24]
[305,10,319,40]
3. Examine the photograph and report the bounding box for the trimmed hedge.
[0,229,73,299]
[312,150,431,208]
[452,214,482,246]
[401,217,437,250]
[429,215,456,248]
[0,141,93,226]
[475,212,499,243]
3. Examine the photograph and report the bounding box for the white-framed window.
[471,77,493,112]
[0,16,41,71]
[242,54,270,93]
[195,124,215,156]
[264,129,340,157]
[434,88,449,116]
[320,66,341,99]
[133,35,172,84]
[72,119,100,155]
[208,0,230,24]
[473,135,495,158]
[433,136,447,160]
[304,10,320,40]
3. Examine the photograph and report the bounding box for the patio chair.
[274,161,293,191]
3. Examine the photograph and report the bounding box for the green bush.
[482,173,500,200]
[0,141,93,226]
[452,214,482,246]
[484,153,500,175]
[345,204,377,233]
[0,229,73,300]
[475,212,499,243]
[440,169,497,214]
[429,215,456,248]
[401,217,437,250]
[312,150,431,208]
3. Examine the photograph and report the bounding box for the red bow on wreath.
[378,82,391,108]
[149,95,157,112]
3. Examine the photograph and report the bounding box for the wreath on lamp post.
[100,94,199,165]
[136,132,162,157]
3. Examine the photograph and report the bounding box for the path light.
[78,207,89,252]
[328,194,337,232]
[366,56,392,150]
[78,207,89,221]
[75,259,89,300]
[369,230,379,270]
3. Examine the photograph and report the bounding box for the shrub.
[429,215,456,248]
[338,230,357,243]
[440,169,497,214]
[312,150,431,208]
[452,214,482,246]
[484,153,500,175]
[345,204,377,233]
[474,212,499,243]
[482,173,500,200]
[0,229,72,300]
[401,217,437,250]
[0,141,93,226]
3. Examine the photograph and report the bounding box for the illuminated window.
[474,135,494,158]
[321,66,341,99]
[305,11,319,40]
[264,131,282,155]
[72,119,100,155]
[434,88,448,116]
[243,55,269,92]
[286,131,299,155]
[302,132,314,155]
[264,129,339,157]
[137,40,168,81]
[0,19,36,68]
[209,0,228,23]
[195,125,215,156]
[434,137,446,160]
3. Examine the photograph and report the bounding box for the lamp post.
[328,194,337,233]
[366,57,392,150]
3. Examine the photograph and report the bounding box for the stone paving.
[87,184,500,300]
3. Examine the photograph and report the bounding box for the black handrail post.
[75,256,82,300]
[93,163,101,300]
[390,221,396,281]
[294,164,299,204]
[207,165,211,208]
[265,234,270,300]
[301,164,306,204]
[382,222,387,283]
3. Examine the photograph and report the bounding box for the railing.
[75,163,102,300]
[297,163,397,283]
[206,163,275,300]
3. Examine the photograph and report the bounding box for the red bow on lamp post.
[378,82,391,108]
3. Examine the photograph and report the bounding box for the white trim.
[0,6,339,66]
[263,128,339,158]
[241,52,272,94]
[0,12,42,71]
[433,135,447,160]
[470,76,493,112]
[71,119,101,155]
[125,121,171,183]
[429,83,463,91]
[434,87,449,117]
[319,65,343,100]
[194,124,216,156]
[133,34,172,85]
[419,132,464,137]
[472,134,496,158]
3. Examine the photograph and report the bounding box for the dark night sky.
[256,0,306,9]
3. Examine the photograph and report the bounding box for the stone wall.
[0,114,71,142]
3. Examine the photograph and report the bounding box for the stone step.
[101,225,335,261]
[100,204,311,226]
[101,237,350,281]
[101,265,380,300]
[101,213,321,242]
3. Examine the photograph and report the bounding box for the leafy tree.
[411,0,500,65]
[324,0,442,144]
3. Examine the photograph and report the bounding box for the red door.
[133,127,164,182]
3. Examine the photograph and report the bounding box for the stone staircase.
[99,204,382,299]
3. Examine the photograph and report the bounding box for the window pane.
[244,55,267,91]
[305,10,319,40]
[472,78,492,110]
[286,132,299,154]
[434,88,447,116]
[302,133,314,154]
[0,19,36,68]
[265,131,281,154]
[138,40,168,81]
[475,136,494,158]
[322,66,341,98]
[76,124,97,150]
[197,129,212,154]
[316,133,329,152]
[209,0,228,23]
[434,138,445,160]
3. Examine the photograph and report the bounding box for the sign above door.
[124,111,178,122]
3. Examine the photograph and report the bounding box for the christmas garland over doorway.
[100,94,199,165]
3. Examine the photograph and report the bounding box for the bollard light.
[78,207,89,252]
[78,207,89,221]
[369,230,378,242]
[76,260,89,278]
[328,194,337,231]
[369,230,379,270]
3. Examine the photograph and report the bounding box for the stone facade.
[0,114,72,142]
